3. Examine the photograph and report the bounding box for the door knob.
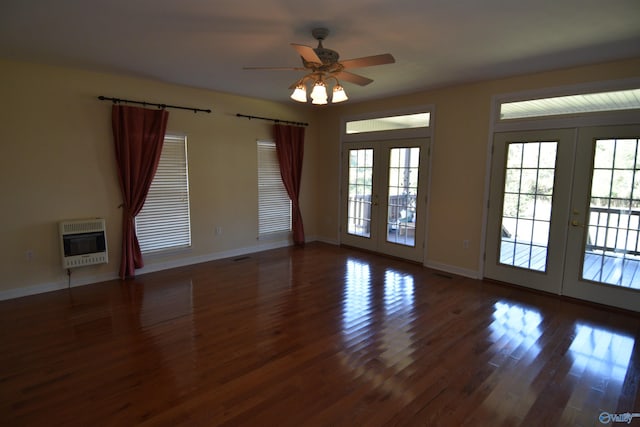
[571,220,584,227]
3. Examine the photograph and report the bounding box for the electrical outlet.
[463,240,470,249]
[25,249,34,262]
[215,226,223,235]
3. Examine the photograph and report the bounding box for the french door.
[341,139,428,263]
[485,126,640,312]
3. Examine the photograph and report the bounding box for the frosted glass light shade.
[290,84,307,103]
[310,82,328,104]
[332,85,348,103]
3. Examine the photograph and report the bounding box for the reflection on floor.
[0,242,638,426]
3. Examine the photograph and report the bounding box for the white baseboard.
[0,239,298,301]
[425,260,482,279]
[0,271,120,301]
[0,281,65,301]
[309,235,339,245]
[135,239,294,276]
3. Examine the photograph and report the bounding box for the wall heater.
[59,218,108,269]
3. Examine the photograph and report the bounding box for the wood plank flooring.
[1,242,639,426]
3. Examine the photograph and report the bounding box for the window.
[342,107,433,143]
[135,134,191,253]
[499,88,640,120]
[346,112,430,134]
[258,141,291,236]
[499,141,557,272]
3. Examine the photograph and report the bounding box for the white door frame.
[339,105,435,265]
[481,78,640,311]
[340,139,429,263]
[484,128,577,294]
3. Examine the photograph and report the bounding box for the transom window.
[346,112,430,134]
[499,88,640,121]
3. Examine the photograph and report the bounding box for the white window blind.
[258,141,291,236]
[136,134,191,253]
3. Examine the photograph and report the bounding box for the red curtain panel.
[274,124,306,245]
[112,105,169,278]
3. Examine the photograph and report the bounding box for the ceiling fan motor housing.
[311,27,339,65]
[314,47,339,65]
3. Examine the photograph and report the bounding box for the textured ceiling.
[1,0,639,104]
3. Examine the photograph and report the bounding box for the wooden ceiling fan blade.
[340,53,395,69]
[334,71,373,86]
[291,43,322,64]
[243,66,306,71]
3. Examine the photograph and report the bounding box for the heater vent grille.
[61,219,105,234]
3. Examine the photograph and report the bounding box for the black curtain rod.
[236,113,308,127]
[98,96,212,113]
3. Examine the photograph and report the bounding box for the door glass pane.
[387,147,420,247]
[500,142,557,272]
[583,138,640,289]
[347,149,373,237]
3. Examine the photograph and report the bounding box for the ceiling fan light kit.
[245,28,395,106]
[290,74,348,105]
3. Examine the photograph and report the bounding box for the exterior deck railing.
[586,206,640,256]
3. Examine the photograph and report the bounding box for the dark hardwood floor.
[1,242,639,426]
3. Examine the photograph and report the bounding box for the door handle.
[571,220,585,228]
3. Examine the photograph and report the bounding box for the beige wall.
[316,58,640,276]
[1,57,639,298]
[0,59,318,297]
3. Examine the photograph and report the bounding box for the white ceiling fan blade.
[334,71,374,86]
[340,54,395,69]
[291,43,322,64]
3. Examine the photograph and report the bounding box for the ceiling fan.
[243,28,395,105]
